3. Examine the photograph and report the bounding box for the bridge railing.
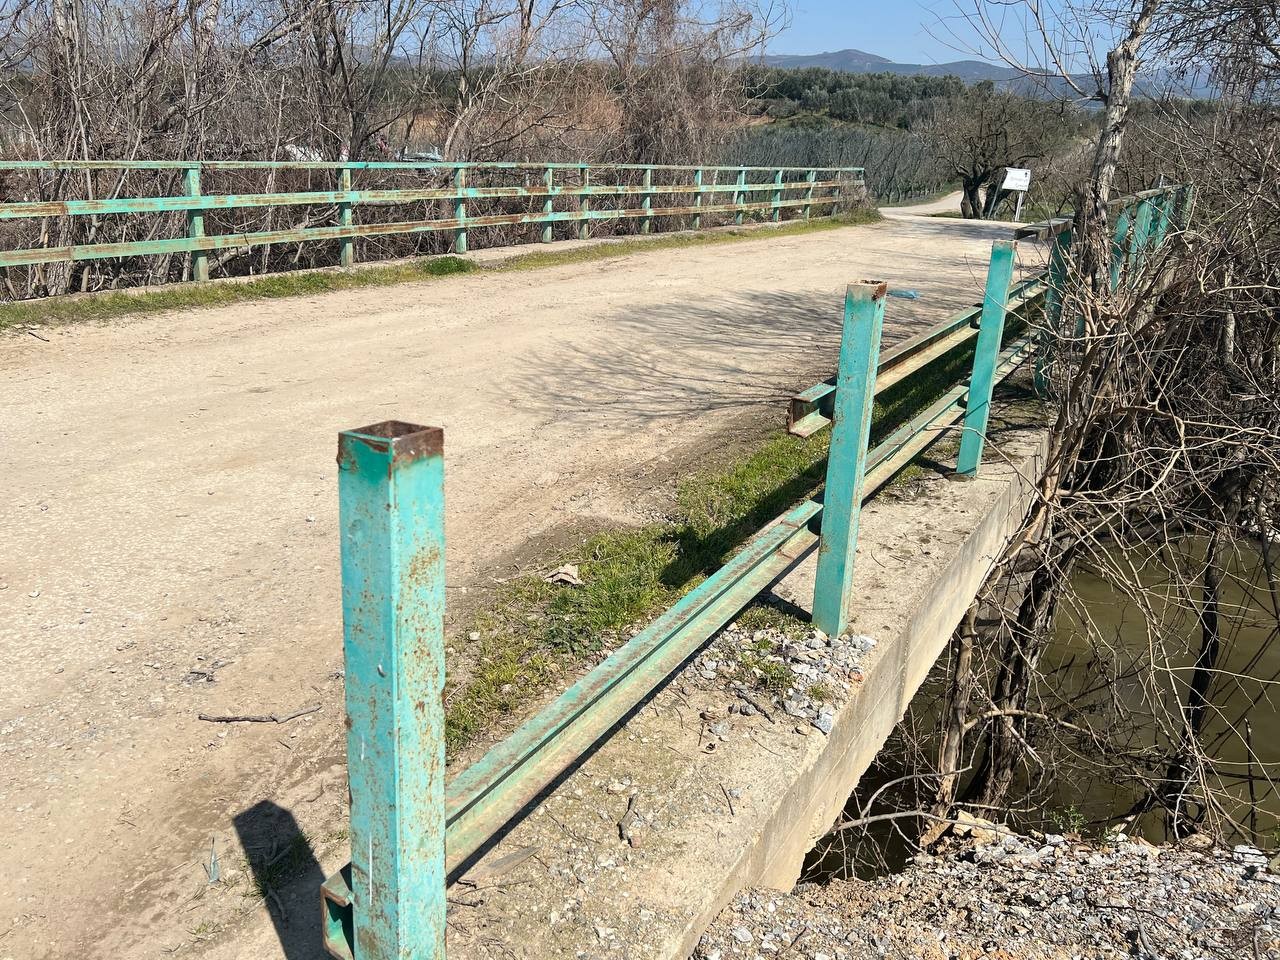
[320,184,1189,960]
[1014,183,1191,390]
[0,160,865,292]
[320,248,1033,960]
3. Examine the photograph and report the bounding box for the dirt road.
[0,212,1012,959]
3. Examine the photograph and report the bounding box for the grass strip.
[0,256,477,330]
[443,323,991,756]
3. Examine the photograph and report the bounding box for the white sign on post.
[1001,167,1032,221]
[1003,167,1032,191]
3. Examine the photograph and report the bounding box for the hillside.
[761,47,1215,98]
[763,48,1021,82]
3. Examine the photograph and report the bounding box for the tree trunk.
[921,605,977,847]
[960,179,984,219]
[1160,528,1224,836]
[1076,0,1162,286]
[973,544,1075,810]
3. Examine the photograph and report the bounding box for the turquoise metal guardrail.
[0,160,865,284]
[1016,183,1191,390]
[320,241,1032,960]
[320,183,1189,960]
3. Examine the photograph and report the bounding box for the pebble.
[812,708,835,735]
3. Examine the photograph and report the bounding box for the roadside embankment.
[697,827,1279,960]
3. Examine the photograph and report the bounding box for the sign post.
[1002,167,1032,222]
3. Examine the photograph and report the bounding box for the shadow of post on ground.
[233,800,327,960]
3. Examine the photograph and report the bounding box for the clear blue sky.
[769,0,991,65]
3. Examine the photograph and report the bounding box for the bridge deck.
[0,211,1015,958]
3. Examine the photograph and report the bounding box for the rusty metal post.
[811,282,886,638]
[184,166,209,282]
[957,240,1017,476]
[734,167,746,226]
[542,166,554,243]
[454,166,467,255]
[339,167,355,267]
[641,167,652,234]
[578,165,589,241]
[336,421,446,960]
[692,168,702,231]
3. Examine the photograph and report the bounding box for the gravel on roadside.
[696,829,1280,960]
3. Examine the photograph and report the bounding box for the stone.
[952,810,1000,845]
[812,708,835,735]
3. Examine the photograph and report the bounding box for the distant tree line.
[721,123,953,202]
[743,66,966,128]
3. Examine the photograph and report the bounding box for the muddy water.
[1043,539,1280,843]
[805,539,1280,882]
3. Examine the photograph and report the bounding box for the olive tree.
[922,81,1082,218]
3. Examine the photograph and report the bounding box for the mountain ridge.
[762,48,1022,82]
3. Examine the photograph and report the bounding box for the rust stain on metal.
[337,420,443,470]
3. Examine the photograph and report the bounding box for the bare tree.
[0,0,783,295]
[922,80,1082,218]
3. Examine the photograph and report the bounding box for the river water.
[1042,538,1280,843]
[805,538,1280,881]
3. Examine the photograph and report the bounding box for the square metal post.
[1109,203,1132,292]
[734,167,745,226]
[578,165,590,241]
[1130,197,1154,268]
[184,166,209,282]
[337,421,446,960]
[692,168,702,231]
[454,166,467,254]
[811,281,887,638]
[771,168,783,222]
[339,167,355,267]
[804,169,816,220]
[641,167,652,234]
[957,240,1017,477]
[1035,226,1072,397]
[542,167,554,243]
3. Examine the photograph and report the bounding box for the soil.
[0,209,1014,959]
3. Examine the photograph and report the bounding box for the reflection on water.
[803,537,1280,882]
[1044,537,1280,843]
